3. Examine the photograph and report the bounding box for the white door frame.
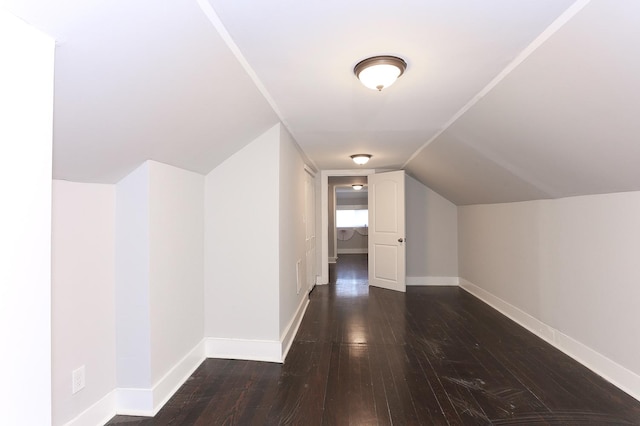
[304,166,317,293]
[318,169,374,285]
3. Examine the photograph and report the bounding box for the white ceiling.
[3,0,639,205]
[406,0,640,204]
[209,0,575,171]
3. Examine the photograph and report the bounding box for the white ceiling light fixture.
[354,55,407,91]
[350,154,372,165]
[352,184,364,190]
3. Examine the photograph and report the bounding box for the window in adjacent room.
[336,209,368,228]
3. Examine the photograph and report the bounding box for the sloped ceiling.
[4,0,280,182]
[3,0,638,205]
[208,0,575,172]
[406,0,640,205]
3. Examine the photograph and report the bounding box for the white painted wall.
[337,230,368,254]
[458,191,640,397]
[52,181,116,425]
[204,125,280,342]
[115,163,152,389]
[278,125,308,339]
[0,10,54,425]
[458,200,542,314]
[406,175,458,283]
[544,193,640,376]
[116,161,205,412]
[148,161,204,383]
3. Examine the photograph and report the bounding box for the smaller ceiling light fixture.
[354,55,407,91]
[352,184,364,191]
[350,154,372,165]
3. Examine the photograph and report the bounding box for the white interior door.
[304,169,316,293]
[368,171,406,292]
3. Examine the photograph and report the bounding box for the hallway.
[108,254,640,425]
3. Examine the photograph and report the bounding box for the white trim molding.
[66,340,207,422]
[116,340,206,417]
[280,296,310,362]
[68,296,311,423]
[459,278,640,403]
[206,296,310,364]
[406,276,459,286]
[205,337,282,363]
[320,169,375,284]
[337,248,368,255]
[116,388,154,417]
[150,340,206,414]
[63,390,117,426]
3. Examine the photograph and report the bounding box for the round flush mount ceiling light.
[350,154,372,165]
[354,55,407,91]
[352,184,364,190]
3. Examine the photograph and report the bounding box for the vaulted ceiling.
[405,0,640,204]
[3,0,639,205]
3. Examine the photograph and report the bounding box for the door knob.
[398,238,404,243]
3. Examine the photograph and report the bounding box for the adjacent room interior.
[329,176,369,264]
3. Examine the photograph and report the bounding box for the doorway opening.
[319,169,374,285]
[319,170,406,292]
[330,177,369,267]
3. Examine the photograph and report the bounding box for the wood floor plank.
[414,298,550,423]
[322,343,349,426]
[348,344,378,425]
[264,341,331,425]
[368,342,425,425]
[107,255,640,426]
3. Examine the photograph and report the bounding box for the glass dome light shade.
[350,154,371,165]
[354,56,407,91]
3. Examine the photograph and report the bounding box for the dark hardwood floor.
[107,254,640,425]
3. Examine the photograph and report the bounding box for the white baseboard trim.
[459,278,556,341]
[150,340,206,415]
[406,276,459,286]
[459,278,640,403]
[554,332,640,402]
[337,248,368,254]
[205,337,282,363]
[65,340,206,422]
[116,340,206,417]
[281,296,310,362]
[63,390,116,426]
[116,388,154,416]
[205,296,310,365]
